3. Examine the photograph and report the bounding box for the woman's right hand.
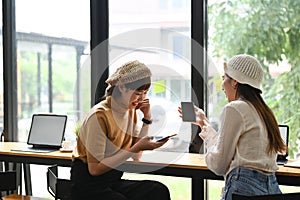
[194,106,208,129]
[131,136,167,153]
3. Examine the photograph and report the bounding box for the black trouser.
[71,159,171,200]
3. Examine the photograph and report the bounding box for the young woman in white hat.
[180,54,285,200]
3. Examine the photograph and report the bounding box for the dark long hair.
[236,84,285,154]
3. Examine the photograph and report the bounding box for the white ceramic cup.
[62,141,72,149]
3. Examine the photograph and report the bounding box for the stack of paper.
[284,160,300,168]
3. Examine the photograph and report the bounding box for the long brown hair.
[236,84,285,154]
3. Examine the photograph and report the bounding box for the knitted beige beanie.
[106,60,152,86]
[225,54,263,91]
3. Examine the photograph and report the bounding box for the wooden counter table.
[0,142,72,166]
[1,142,300,200]
[2,194,49,200]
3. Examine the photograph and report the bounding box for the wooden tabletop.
[2,194,49,200]
[1,142,300,177]
[0,142,72,160]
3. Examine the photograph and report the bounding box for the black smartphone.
[155,134,177,142]
[181,102,196,122]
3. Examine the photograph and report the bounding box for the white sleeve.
[202,105,244,176]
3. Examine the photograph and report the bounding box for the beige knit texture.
[225,54,263,91]
[106,60,152,86]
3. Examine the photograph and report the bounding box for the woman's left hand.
[178,105,208,128]
[136,98,151,119]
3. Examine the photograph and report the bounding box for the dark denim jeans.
[221,167,282,200]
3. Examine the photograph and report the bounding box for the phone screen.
[181,102,196,122]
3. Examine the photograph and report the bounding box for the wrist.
[130,144,140,153]
[143,114,151,120]
[142,117,152,125]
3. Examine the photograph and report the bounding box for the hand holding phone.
[181,102,196,122]
[154,134,177,142]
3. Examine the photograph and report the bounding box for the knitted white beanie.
[224,54,263,92]
[106,60,152,86]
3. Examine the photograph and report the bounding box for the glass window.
[109,1,192,199]
[207,0,300,196]
[109,0,192,146]
[207,0,299,158]
[15,0,90,196]
[16,0,90,142]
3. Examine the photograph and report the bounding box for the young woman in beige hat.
[71,60,171,200]
[179,54,285,200]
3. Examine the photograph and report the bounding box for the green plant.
[74,121,81,137]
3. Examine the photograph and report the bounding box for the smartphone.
[155,134,177,142]
[181,102,196,122]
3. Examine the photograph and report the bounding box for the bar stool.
[0,171,49,200]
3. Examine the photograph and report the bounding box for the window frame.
[3,0,18,141]
[91,0,208,153]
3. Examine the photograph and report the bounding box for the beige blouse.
[72,96,139,163]
[200,100,278,177]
